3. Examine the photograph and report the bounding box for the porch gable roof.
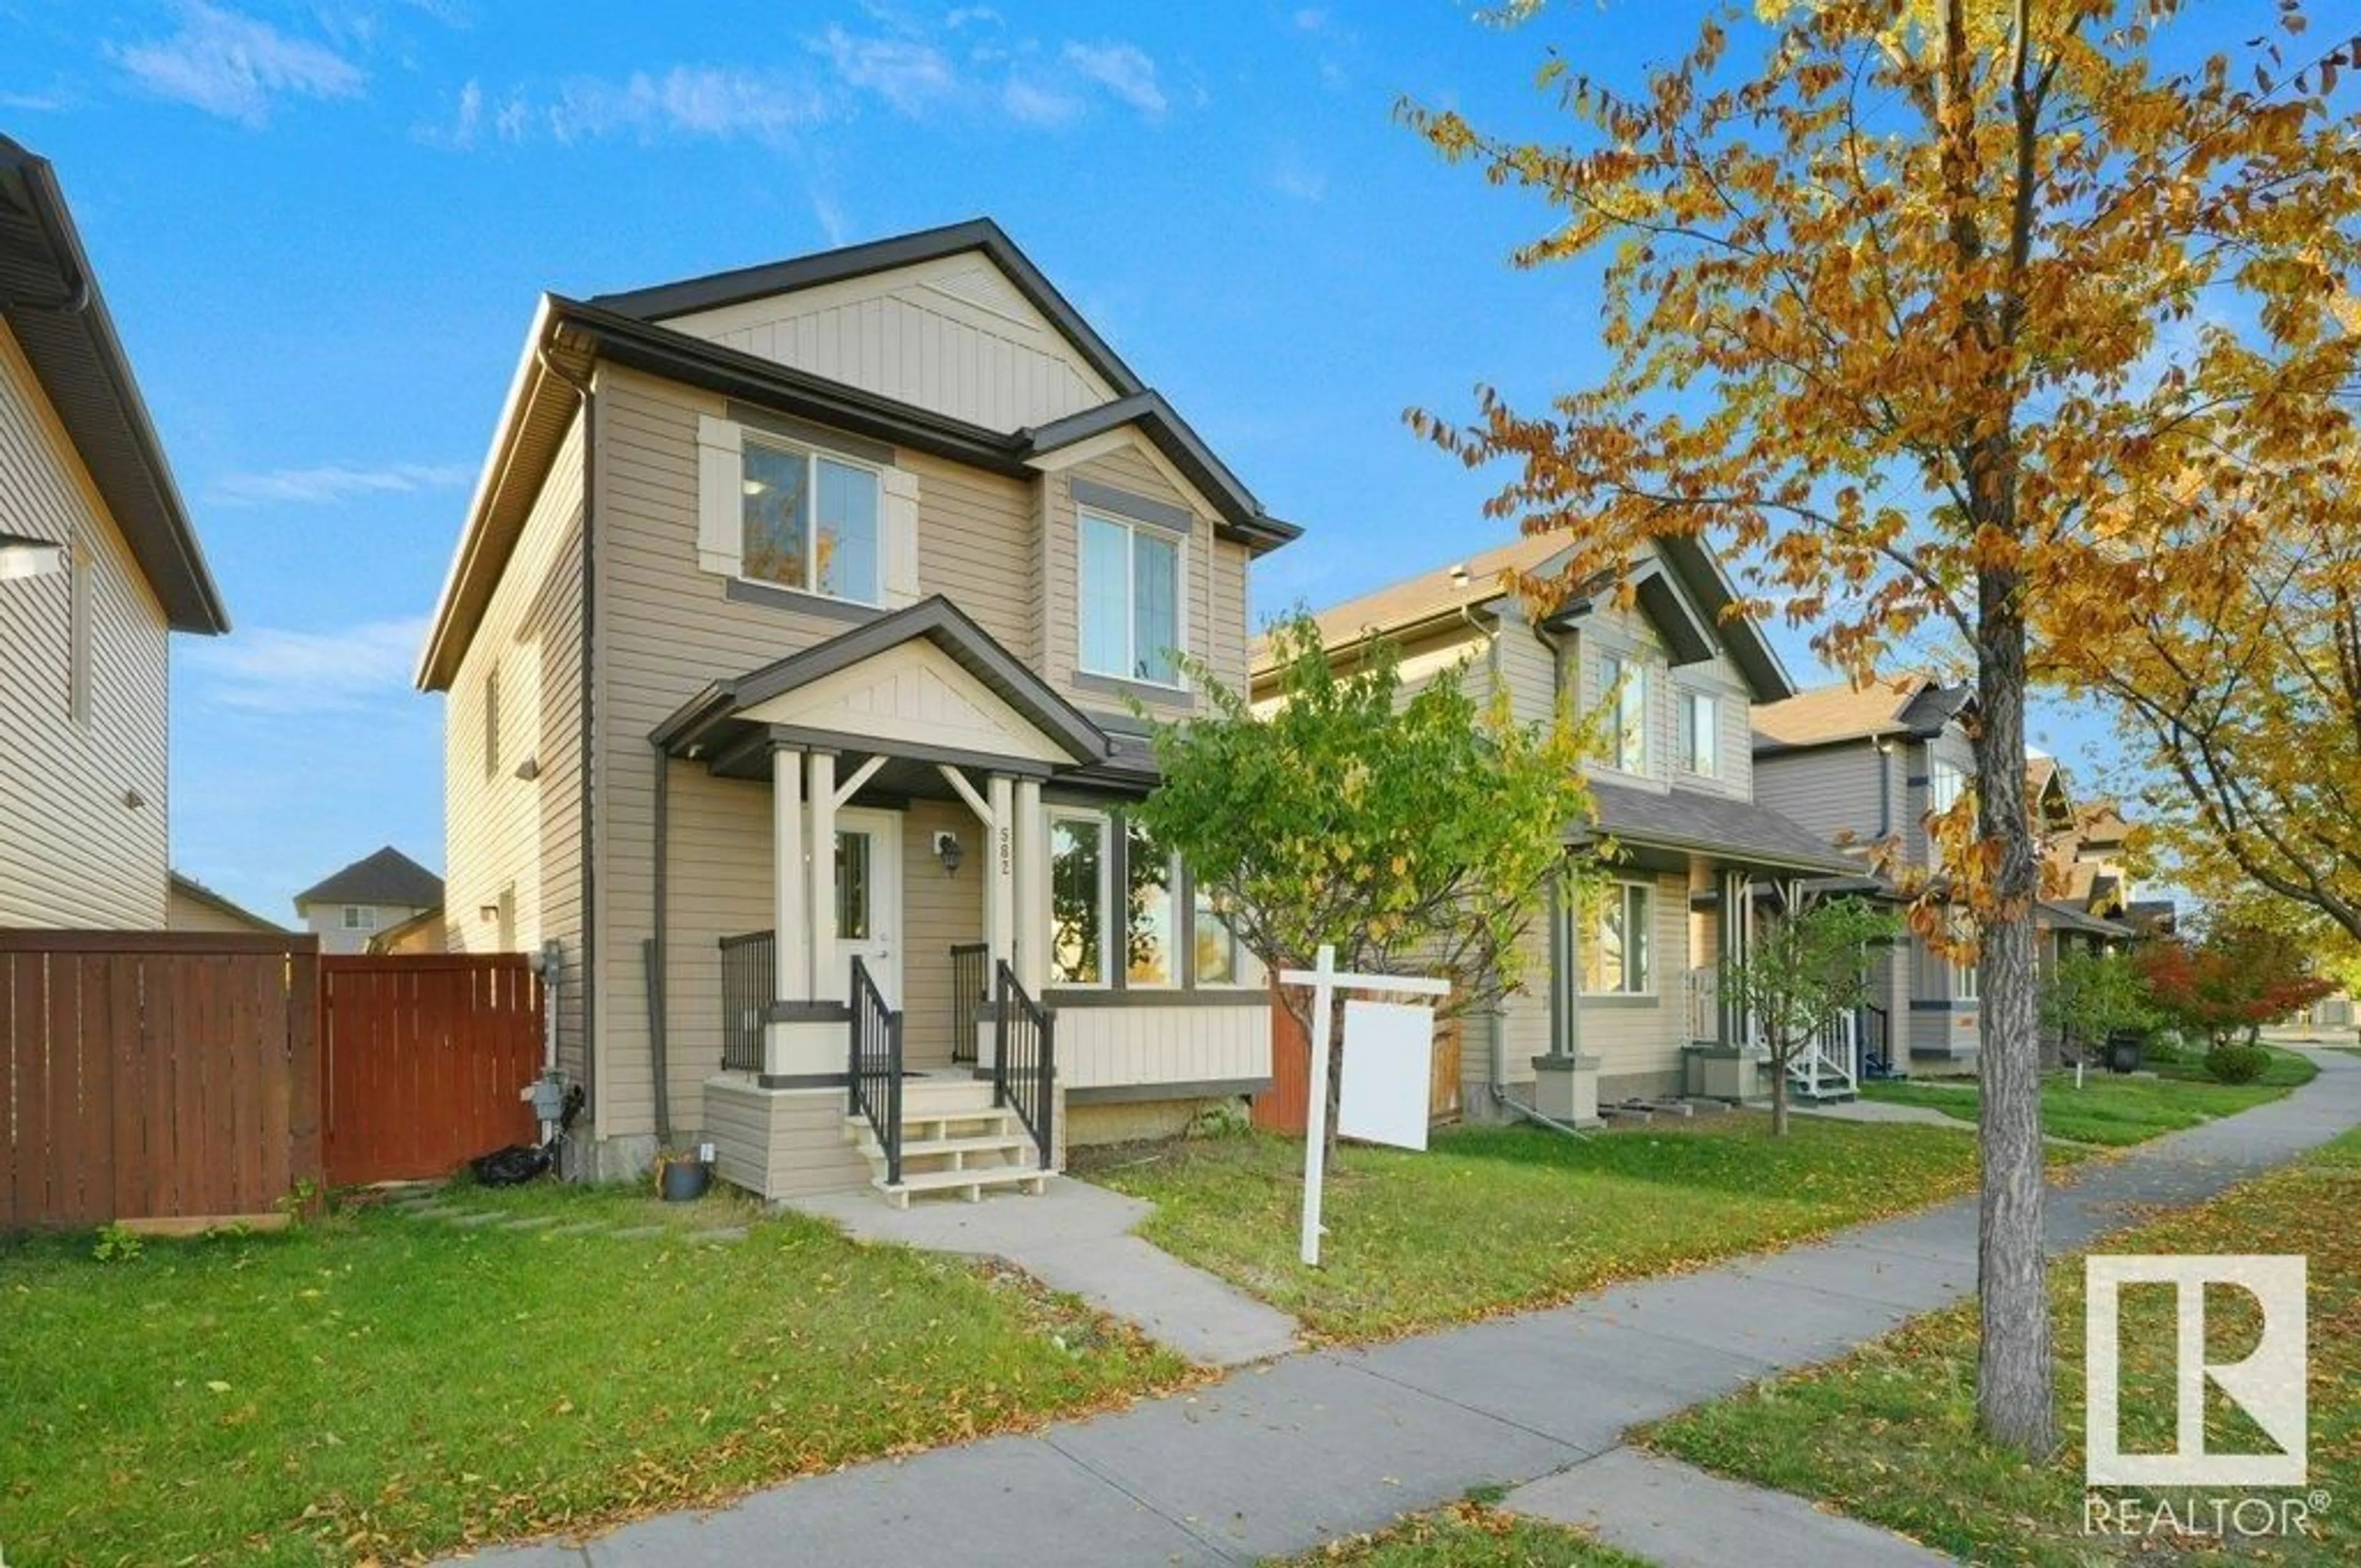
[651,595,1112,773]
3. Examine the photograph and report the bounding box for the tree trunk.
[1323,988,1348,1166]
[1770,1041,1790,1136]
[1975,581,2057,1455]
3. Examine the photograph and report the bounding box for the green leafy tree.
[1725,898,1896,1136]
[2038,949,2157,1064]
[1136,616,1595,1161]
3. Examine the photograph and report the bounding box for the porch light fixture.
[933,831,963,877]
[0,531,68,582]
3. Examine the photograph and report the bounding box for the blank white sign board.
[1338,1000,1434,1151]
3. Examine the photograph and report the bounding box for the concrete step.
[875,1164,1052,1209]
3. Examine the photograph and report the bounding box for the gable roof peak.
[293,845,445,911]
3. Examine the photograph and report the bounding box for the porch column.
[1013,777,1048,994]
[772,744,807,1002]
[987,773,1016,981]
[808,749,840,1003]
[1718,868,1749,1047]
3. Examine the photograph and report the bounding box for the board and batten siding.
[443,410,588,1084]
[659,252,1115,435]
[0,319,168,929]
[1056,1005,1270,1093]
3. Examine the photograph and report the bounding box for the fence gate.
[1,930,321,1230]
[320,954,544,1187]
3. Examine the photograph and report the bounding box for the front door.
[834,809,904,1005]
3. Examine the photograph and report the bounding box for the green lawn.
[0,1182,1187,1566]
[1265,1502,1648,1566]
[1860,1047,2315,1145]
[1077,1115,2076,1342]
[1647,1127,2361,1566]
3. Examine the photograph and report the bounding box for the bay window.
[741,434,882,604]
[1050,813,1110,986]
[1079,511,1182,687]
[1048,807,1258,991]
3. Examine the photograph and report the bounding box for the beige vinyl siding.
[0,320,168,929]
[661,253,1115,434]
[655,764,772,1133]
[908,449,1035,655]
[1578,605,1669,791]
[902,798,987,1069]
[166,884,274,935]
[1056,1005,1270,1091]
[1753,743,1892,851]
[443,410,588,1082]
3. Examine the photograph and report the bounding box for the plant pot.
[660,1159,712,1203]
[2105,1030,2145,1074]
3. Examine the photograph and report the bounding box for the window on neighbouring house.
[68,541,90,726]
[342,906,376,931]
[740,435,881,604]
[1677,689,1718,777]
[1078,511,1182,686]
[1584,882,1654,995]
[1953,949,1980,1001]
[1050,813,1109,985]
[1599,652,1647,773]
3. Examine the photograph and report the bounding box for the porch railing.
[992,959,1054,1168]
[719,929,775,1074]
[848,956,903,1186]
[1860,1003,1894,1079]
[949,941,989,1065]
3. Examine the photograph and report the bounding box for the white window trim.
[738,430,888,609]
[1049,807,1113,989]
[1589,879,1656,996]
[1077,507,1188,692]
[342,905,377,931]
[1678,687,1718,778]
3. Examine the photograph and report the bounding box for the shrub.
[2204,1042,2272,1084]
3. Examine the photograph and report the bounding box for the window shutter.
[695,415,743,576]
[880,466,922,608]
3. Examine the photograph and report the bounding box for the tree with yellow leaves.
[1404,1,2361,1452]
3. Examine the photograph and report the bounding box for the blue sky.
[7,1,2156,921]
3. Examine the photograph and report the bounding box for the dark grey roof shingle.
[295,847,443,910]
[1583,780,1859,874]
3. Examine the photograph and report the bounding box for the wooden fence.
[1252,991,1463,1135]
[320,954,544,1187]
[1,930,320,1230]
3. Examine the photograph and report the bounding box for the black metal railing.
[950,941,989,1064]
[848,956,904,1185]
[1860,1002,1894,1079]
[719,929,775,1073]
[993,960,1054,1168]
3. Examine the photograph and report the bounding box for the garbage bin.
[2104,1028,2146,1074]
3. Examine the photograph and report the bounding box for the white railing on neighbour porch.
[1691,965,1860,1098]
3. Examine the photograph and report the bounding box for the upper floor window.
[1599,652,1647,773]
[1929,758,1966,816]
[741,434,881,604]
[1079,511,1182,687]
[1584,881,1654,995]
[342,906,377,931]
[1677,688,1718,777]
[1953,954,1980,1001]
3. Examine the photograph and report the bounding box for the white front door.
[834,809,904,1006]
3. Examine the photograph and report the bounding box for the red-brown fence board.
[320,954,543,1187]
[0,931,320,1230]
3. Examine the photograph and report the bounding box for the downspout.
[537,339,600,1144]
[647,740,671,1146]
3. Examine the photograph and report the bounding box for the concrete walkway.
[1792,1096,1968,1130]
[788,1179,1301,1367]
[453,1052,2360,1568]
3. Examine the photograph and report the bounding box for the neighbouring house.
[1262,533,1864,1125]
[165,871,283,935]
[367,906,448,956]
[0,135,228,929]
[293,845,445,956]
[416,219,1299,1199]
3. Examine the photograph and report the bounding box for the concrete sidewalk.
[456,1051,2360,1568]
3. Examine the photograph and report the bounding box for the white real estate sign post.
[1282,943,1450,1267]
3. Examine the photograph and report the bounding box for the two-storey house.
[419,221,1297,1200]
[1264,534,1860,1123]
[0,135,229,929]
[291,845,445,955]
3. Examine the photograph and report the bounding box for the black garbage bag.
[466,1084,585,1187]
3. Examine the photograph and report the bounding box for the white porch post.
[808,749,840,1003]
[1014,778,1048,993]
[986,773,1016,983]
[769,744,807,1078]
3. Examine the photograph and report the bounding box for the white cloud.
[812,24,958,116]
[1000,73,1082,127]
[109,1,365,127]
[548,66,829,145]
[1061,39,1165,116]
[212,461,473,506]
[944,6,1002,28]
[185,616,430,715]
